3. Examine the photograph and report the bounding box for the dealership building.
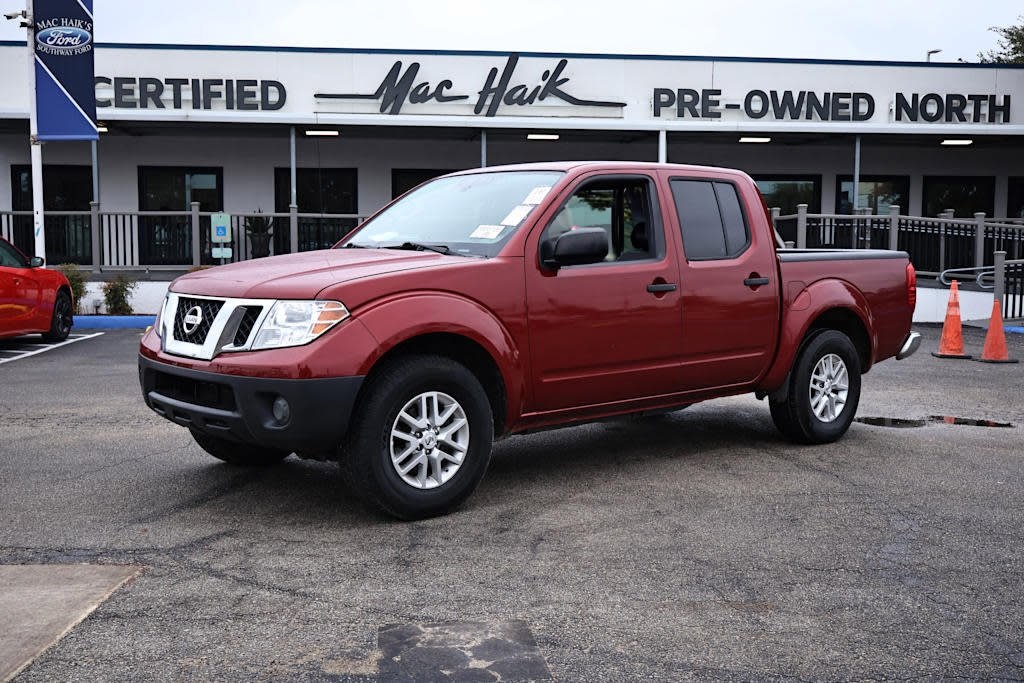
[1,40,1023,280]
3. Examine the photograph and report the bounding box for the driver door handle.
[744,276,770,288]
[646,282,677,293]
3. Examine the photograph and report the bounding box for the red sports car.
[0,237,74,341]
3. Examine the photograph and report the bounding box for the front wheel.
[189,429,291,466]
[41,290,72,342]
[770,330,862,444]
[340,355,494,520]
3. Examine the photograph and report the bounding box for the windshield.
[341,171,565,257]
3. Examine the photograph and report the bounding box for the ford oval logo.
[36,26,92,51]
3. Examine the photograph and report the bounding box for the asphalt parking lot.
[1,325,1022,681]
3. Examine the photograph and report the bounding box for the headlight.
[251,300,349,350]
[154,294,170,339]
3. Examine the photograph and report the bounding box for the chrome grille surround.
[161,293,271,360]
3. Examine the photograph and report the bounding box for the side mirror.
[28,256,44,268]
[540,227,608,270]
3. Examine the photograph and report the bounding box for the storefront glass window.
[753,175,821,215]
[138,167,223,212]
[137,167,223,265]
[274,168,357,214]
[1007,178,1024,220]
[273,168,358,252]
[835,176,909,215]
[922,176,995,218]
[392,169,452,199]
[10,164,92,262]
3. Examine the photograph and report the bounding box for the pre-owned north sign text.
[653,88,1011,123]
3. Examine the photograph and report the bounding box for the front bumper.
[896,331,922,360]
[138,354,364,455]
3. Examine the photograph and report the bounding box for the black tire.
[769,330,862,444]
[41,290,73,342]
[189,428,291,466]
[340,355,494,520]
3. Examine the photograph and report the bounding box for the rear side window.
[671,179,750,260]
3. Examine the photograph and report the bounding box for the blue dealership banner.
[33,0,97,140]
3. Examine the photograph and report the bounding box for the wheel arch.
[55,284,73,306]
[806,308,871,372]
[352,292,525,436]
[357,332,509,437]
[758,278,876,397]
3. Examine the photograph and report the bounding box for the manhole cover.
[929,416,1015,428]
[855,417,927,428]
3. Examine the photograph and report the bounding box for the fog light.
[272,396,291,424]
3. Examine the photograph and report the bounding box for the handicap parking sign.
[211,213,231,243]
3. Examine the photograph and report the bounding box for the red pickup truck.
[139,162,920,519]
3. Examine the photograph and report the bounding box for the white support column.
[852,135,861,212]
[974,212,986,268]
[888,204,900,251]
[658,130,667,163]
[289,125,298,253]
[480,129,487,168]
[91,139,99,203]
[796,203,808,250]
[27,0,45,262]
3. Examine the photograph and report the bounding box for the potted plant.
[244,209,274,258]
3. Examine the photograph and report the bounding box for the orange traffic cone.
[976,301,1019,364]
[932,280,972,359]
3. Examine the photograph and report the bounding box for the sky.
[0,0,1021,63]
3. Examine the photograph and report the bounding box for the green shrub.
[55,263,87,314]
[102,276,137,315]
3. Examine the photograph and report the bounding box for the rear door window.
[671,179,750,260]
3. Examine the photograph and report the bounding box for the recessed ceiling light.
[305,130,339,137]
[941,139,973,146]
[739,136,771,143]
[527,133,559,140]
[96,125,108,133]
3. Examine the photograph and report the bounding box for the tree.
[978,16,1024,63]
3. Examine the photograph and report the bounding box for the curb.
[72,316,156,329]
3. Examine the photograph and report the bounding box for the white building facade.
[1,41,1023,269]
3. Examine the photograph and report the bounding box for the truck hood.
[170,248,466,299]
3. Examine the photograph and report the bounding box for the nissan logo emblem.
[182,306,203,334]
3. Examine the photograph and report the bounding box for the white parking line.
[0,333,105,365]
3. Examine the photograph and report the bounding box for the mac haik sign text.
[653,88,1012,123]
[316,54,625,116]
[33,0,97,140]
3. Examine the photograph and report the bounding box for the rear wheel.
[340,355,493,520]
[189,428,291,466]
[769,330,861,444]
[41,290,72,342]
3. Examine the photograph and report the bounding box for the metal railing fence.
[0,203,367,270]
[773,204,1024,276]
[4,200,1022,276]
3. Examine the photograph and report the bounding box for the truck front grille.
[151,369,237,411]
[232,306,263,347]
[173,297,224,344]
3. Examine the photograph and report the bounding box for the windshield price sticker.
[501,204,533,227]
[469,224,506,240]
[522,186,552,205]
